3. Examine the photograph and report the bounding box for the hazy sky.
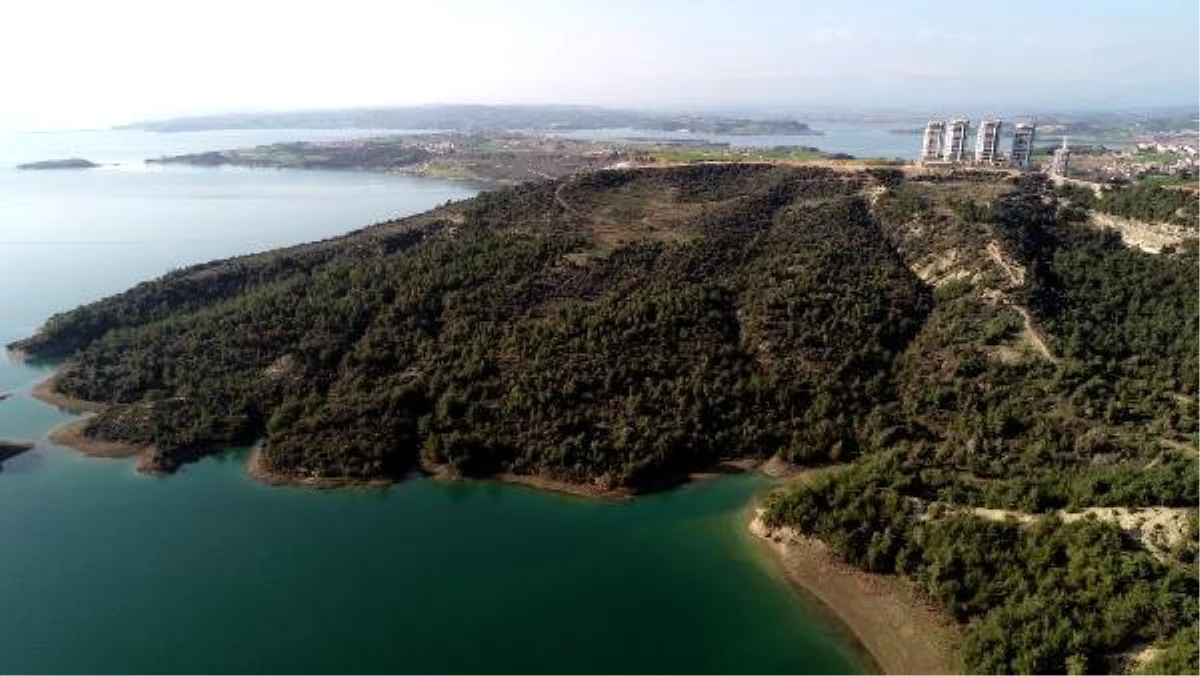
[3,0,1197,128]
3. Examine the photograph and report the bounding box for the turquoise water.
[0,130,867,674]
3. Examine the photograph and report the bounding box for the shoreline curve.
[28,371,954,674]
[32,375,106,413]
[47,418,151,459]
[32,369,960,675]
[748,508,959,675]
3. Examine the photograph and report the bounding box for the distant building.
[920,120,946,163]
[1011,123,1036,168]
[974,120,1002,164]
[1050,137,1070,176]
[942,119,970,162]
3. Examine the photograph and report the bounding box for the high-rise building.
[1050,137,1070,176]
[1011,123,1037,168]
[974,120,1002,164]
[920,120,946,163]
[942,118,970,162]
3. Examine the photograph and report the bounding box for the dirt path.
[1158,437,1199,457]
[553,179,585,219]
[1088,212,1193,254]
[985,239,1025,286]
[981,240,1058,363]
[1010,304,1058,363]
[966,505,1191,562]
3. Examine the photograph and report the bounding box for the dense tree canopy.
[17,165,929,484]
[11,164,1197,673]
[767,173,1198,674]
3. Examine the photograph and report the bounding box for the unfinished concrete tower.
[942,118,970,162]
[1050,136,1071,176]
[975,120,1002,164]
[1011,123,1037,168]
[920,120,946,163]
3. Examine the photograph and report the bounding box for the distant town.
[1084,135,1199,183]
[918,116,1199,185]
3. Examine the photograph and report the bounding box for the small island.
[0,440,34,463]
[120,104,819,136]
[16,158,100,170]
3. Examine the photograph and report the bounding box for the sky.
[2,0,1197,129]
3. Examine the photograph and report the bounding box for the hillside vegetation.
[10,164,1198,674]
[1057,180,1200,229]
[769,172,1198,674]
[16,165,929,484]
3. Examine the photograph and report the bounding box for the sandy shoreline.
[34,374,156,463]
[47,418,152,459]
[492,471,634,500]
[245,446,393,489]
[32,374,105,413]
[749,509,959,675]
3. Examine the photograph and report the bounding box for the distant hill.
[119,104,817,136]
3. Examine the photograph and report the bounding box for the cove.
[0,440,866,673]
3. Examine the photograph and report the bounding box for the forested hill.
[10,163,1198,673]
[12,165,931,483]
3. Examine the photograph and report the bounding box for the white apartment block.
[921,120,946,163]
[942,119,970,162]
[975,120,1002,164]
[1011,123,1037,169]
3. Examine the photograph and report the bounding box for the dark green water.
[0,442,865,673]
[0,130,867,674]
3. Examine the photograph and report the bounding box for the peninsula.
[147,132,832,184]
[12,163,1198,674]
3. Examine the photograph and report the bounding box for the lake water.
[0,130,867,674]
[554,122,923,159]
[556,121,1113,160]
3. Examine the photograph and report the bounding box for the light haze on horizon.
[3,0,1197,130]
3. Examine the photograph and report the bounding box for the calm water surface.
[0,130,867,674]
[554,122,922,159]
